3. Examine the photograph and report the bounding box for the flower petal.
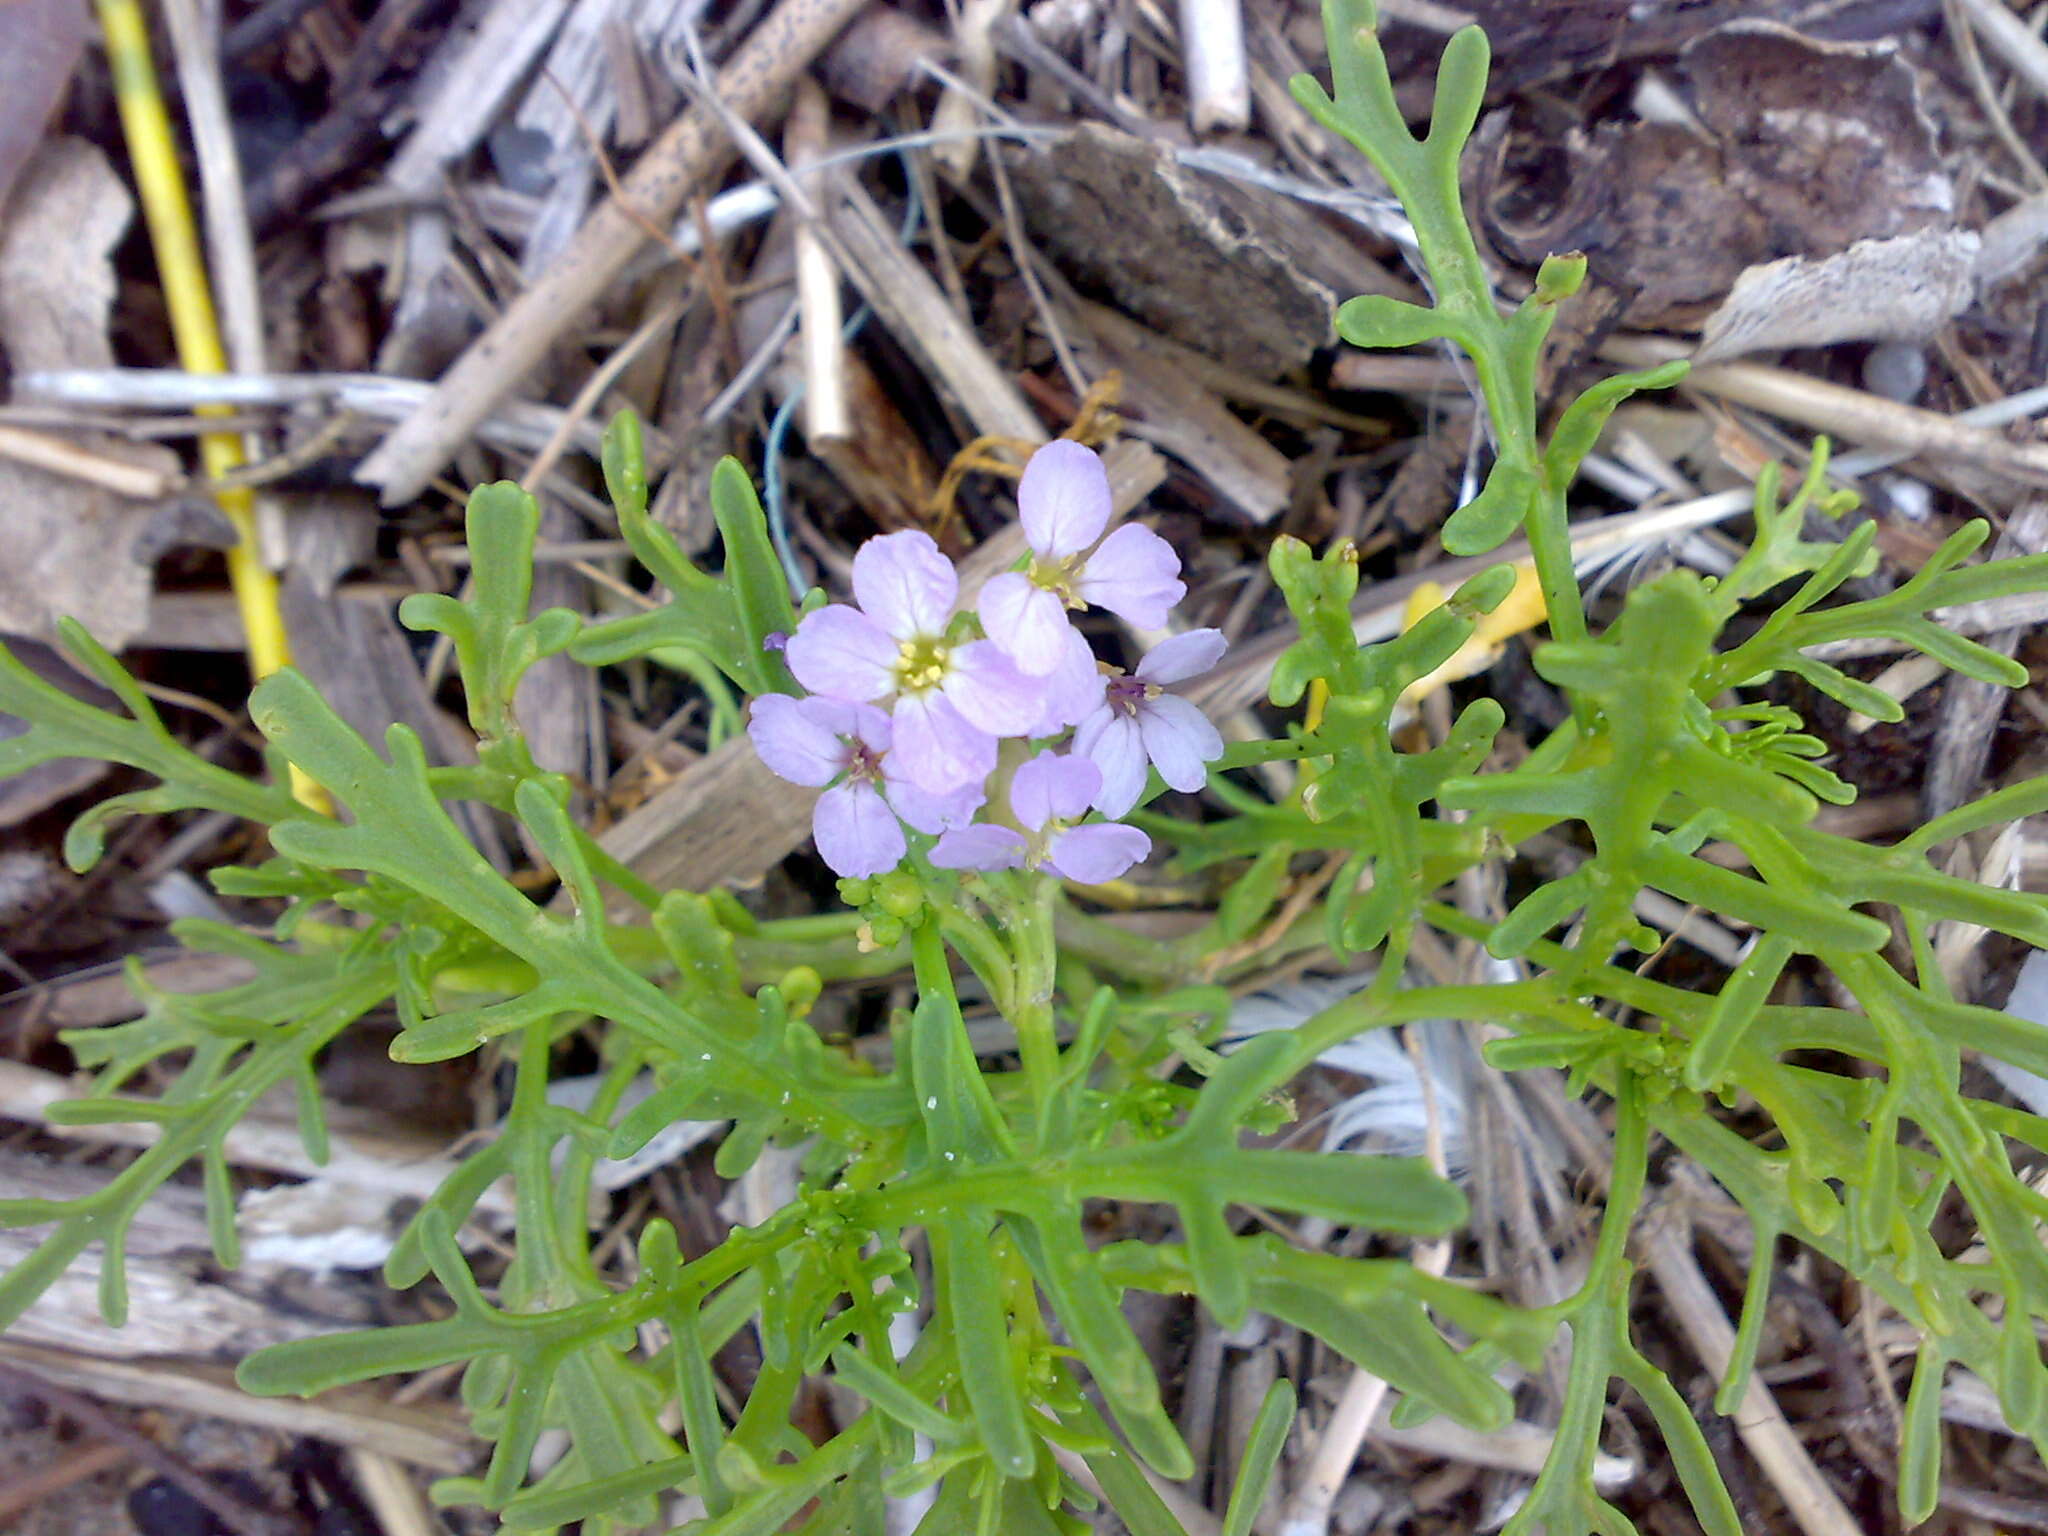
[747,694,847,787]
[1042,824,1150,884]
[1138,694,1224,793]
[786,605,898,702]
[1134,627,1227,685]
[846,701,894,754]
[884,775,984,836]
[942,640,1045,737]
[813,782,906,879]
[980,572,1077,677]
[1011,752,1099,830]
[1075,524,1185,629]
[1073,707,1148,817]
[1028,625,1108,736]
[1017,439,1111,558]
[890,691,997,794]
[853,530,957,640]
[930,824,1028,871]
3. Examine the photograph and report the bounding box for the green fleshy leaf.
[1441,459,1539,556]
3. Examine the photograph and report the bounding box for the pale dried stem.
[1945,0,2048,190]
[0,1057,511,1213]
[1177,0,1251,133]
[345,1449,441,1536]
[787,78,849,445]
[985,134,1090,403]
[928,0,1004,182]
[826,170,1045,449]
[520,290,694,494]
[158,0,263,375]
[0,1338,475,1472]
[19,367,635,462]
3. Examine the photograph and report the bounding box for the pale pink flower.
[980,441,1186,676]
[930,754,1150,884]
[1072,629,1227,817]
[748,694,980,878]
[784,531,1043,794]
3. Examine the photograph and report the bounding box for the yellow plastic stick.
[96,0,288,681]
[98,0,328,810]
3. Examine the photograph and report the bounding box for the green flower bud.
[1534,250,1587,303]
[873,870,924,921]
[778,965,822,1018]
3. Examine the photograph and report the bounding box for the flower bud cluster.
[748,441,1227,882]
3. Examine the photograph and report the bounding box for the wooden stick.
[1604,335,2048,488]
[1950,0,2048,106]
[357,0,872,505]
[0,422,176,498]
[825,169,1044,446]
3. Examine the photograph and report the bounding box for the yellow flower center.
[895,636,950,693]
[1028,556,1083,608]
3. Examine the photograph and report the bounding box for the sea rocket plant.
[750,439,1228,882]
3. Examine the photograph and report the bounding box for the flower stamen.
[894,637,951,693]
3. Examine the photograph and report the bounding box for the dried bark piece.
[1070,300,1292,524]
[1007,124,1403,377]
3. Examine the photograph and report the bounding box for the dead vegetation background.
[3,0,2048,1532]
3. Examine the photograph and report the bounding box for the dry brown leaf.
[0,0,88,215]
[1694,226,1981,363]
[1977,190,2048,290]
[0,139,176,648]
[1476,20,1953,330]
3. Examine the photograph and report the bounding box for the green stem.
[1009,877,1063,1145]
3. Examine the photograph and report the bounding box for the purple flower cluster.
[747,440,1226,881]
